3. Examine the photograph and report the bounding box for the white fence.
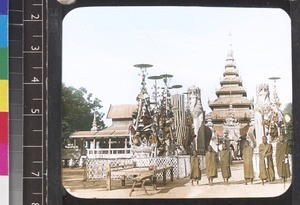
[85,155,193,181]
[86,148,132,159]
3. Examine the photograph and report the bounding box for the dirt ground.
[62,161,291,199]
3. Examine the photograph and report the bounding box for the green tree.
[62,83,105,147]
[283,103,293,153]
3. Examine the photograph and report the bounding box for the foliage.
[283,103,293,154]
[62,83,105,147]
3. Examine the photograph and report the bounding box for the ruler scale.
[6,0,297,205]
[23,0,46,205]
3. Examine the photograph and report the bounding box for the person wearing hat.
[276,135,291,182]
[205,145,218,186]
[242,140,254,185]
[220,143,231,185]
[259,136,275,185]
[190,150,201,185]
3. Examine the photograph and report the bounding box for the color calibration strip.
[0,0,9,205]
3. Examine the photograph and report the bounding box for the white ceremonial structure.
[252,79,290,175]
[187,85,203,150]
[254,84,272,148]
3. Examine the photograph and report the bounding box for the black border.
[44,0,300,205]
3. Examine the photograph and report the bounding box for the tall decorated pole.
[133,64,152,131]
[148,75,163,136]
[267,77,287,142]
[157,74,174,156]
[155,74,182,156]
[131,64,154,157]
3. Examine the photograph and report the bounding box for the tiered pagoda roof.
[208,39,252,137]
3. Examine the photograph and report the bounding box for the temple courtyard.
[62,161,291,199]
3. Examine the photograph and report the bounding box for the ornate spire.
[269,77,281,106]
[91,112,98,131]
[227,33,233,58]
[225,32,235,68]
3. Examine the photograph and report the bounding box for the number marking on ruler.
[23,0,46,205]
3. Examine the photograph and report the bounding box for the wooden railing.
[86,148,132,158]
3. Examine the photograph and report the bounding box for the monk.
[190,150,201,185]
[220,143,231,185]
[242,140,254,185]
[205,145,218,186]
[259,136,275,185]
[276,135,291,182]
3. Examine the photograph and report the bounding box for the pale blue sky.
[63,6,292,125]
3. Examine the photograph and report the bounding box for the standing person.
[190,150,201,185]
[205,145,218,186]
[276,135,291,182]
[259,136,275,185]
[220,143,231,185]
[242,140,254,185]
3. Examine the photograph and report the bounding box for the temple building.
[208,42,253,146]
[69,104,137,158]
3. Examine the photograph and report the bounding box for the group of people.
[190,135,291,186]
[258,135,291,185]
[190,144,231,186]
